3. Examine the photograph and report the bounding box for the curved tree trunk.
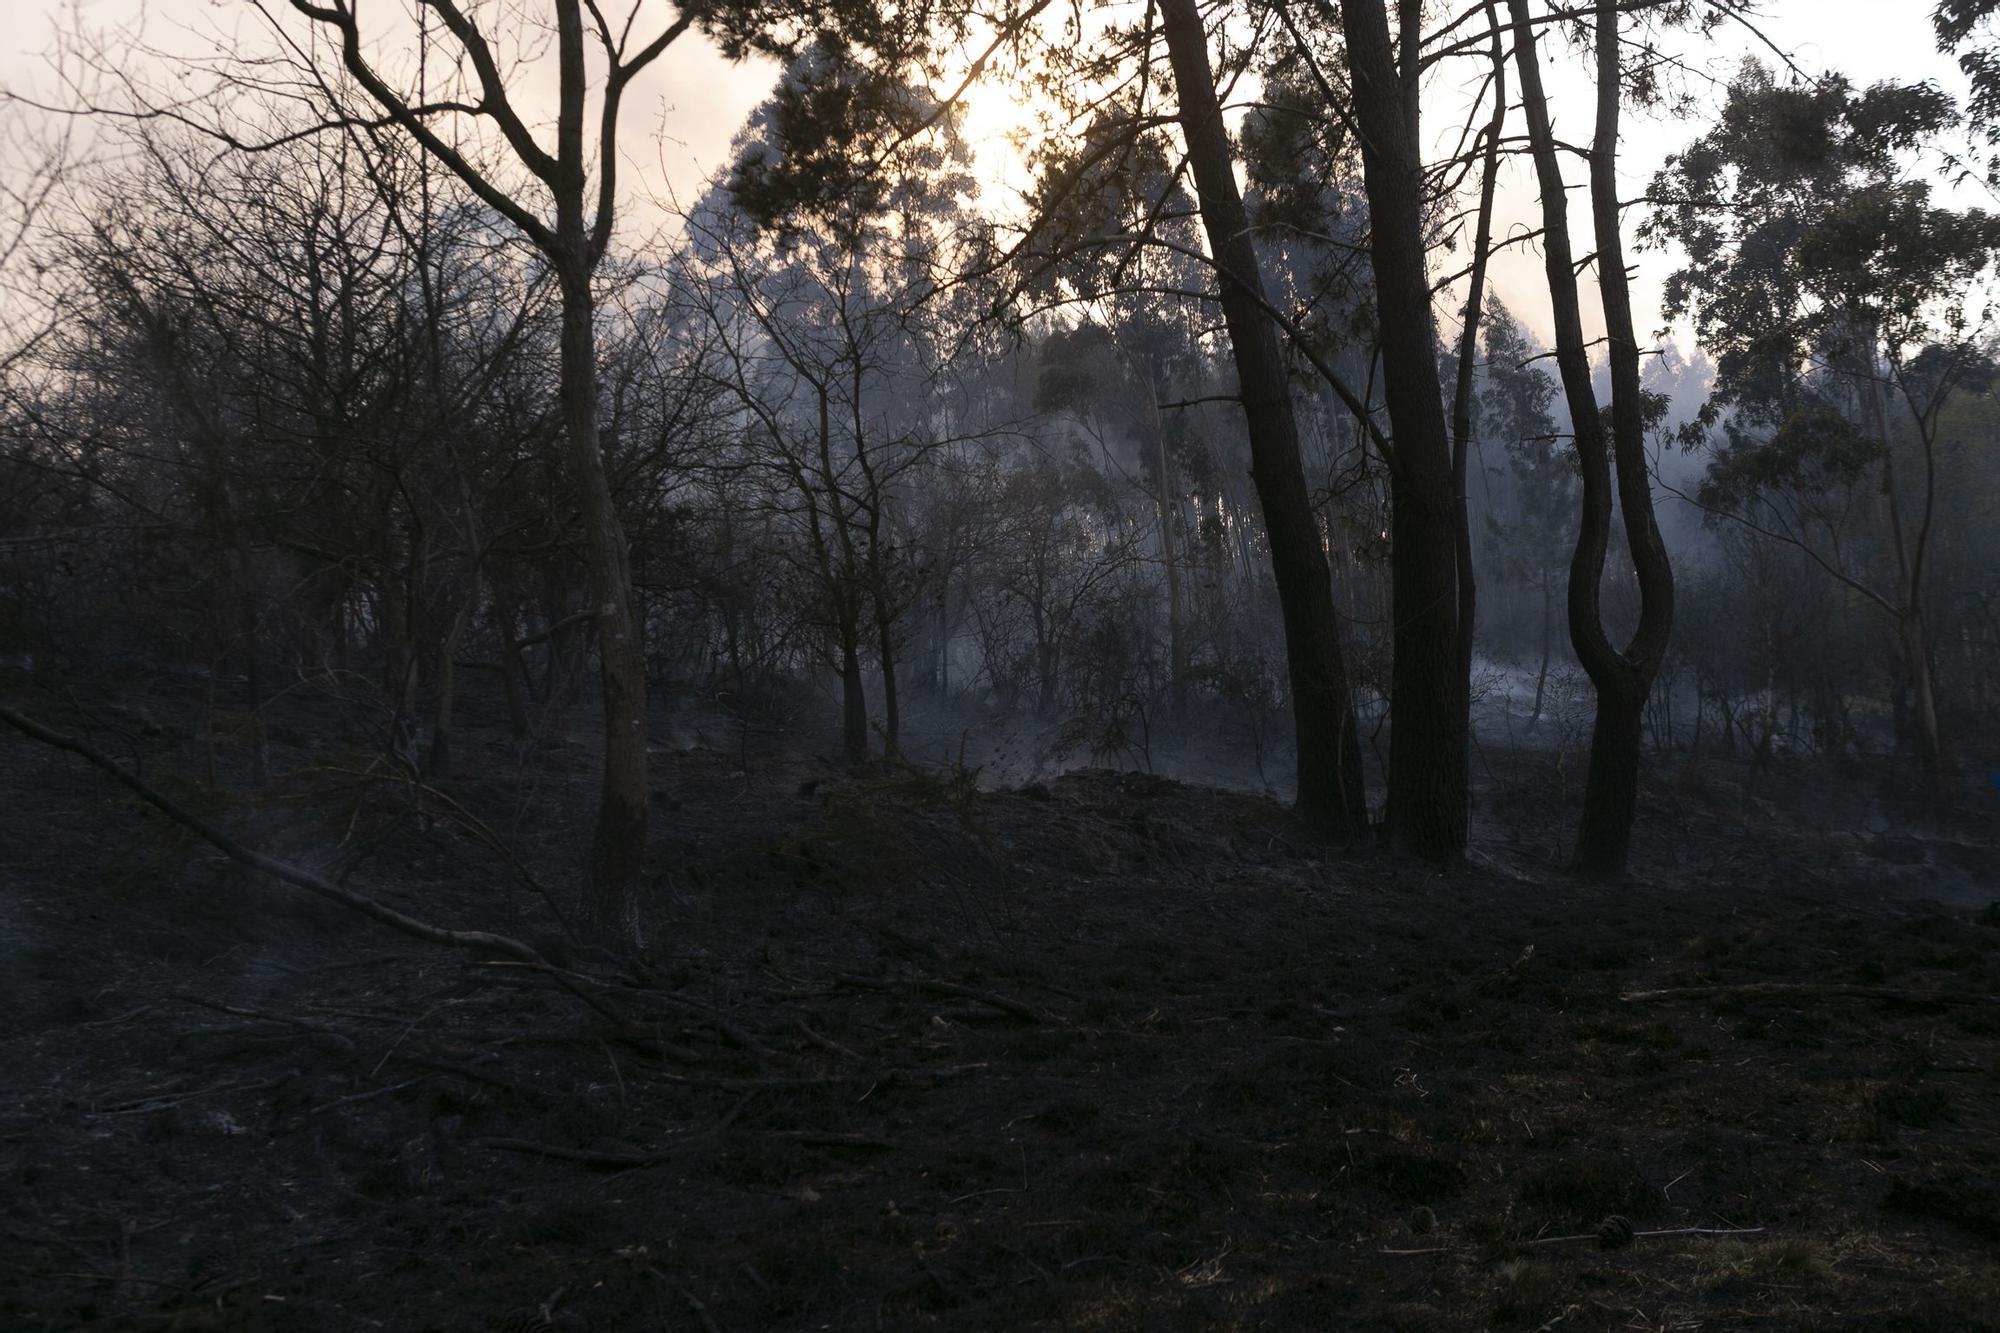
[1159,0,1367,841]
[1510,0,1675,880]
[1447,3,1509,808]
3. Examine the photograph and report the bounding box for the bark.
[233,537,270,789]
[429,596,474,779]
[1509,0,1675,879]
[1529,581,1552,731]
[1159,0,1368,841]
[1151,399,1190,717]
[840,617,869,764]
[486,588,533,744]
[1867,374,1949,797]
[875,604,901,756]
[1340,0,1469,858]
[555,256,649,944]
[1447,3,1509,799]
[285,0,687,946]
[1901,609,1945,793]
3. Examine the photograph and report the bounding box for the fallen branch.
[795,1018,863,1062]
[1621,983,1998,1006]
[468,1138,671,1169]
[834,972,1058,1025]
[1381,1223,1764,1256]
[171,994,360,1051]
[0,702,545,964]
[768,1130,901,1151]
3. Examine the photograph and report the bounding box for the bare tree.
[276,0,700,941]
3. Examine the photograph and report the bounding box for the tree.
[1509,0,1676,879]
[1336,0,1471,860]
[1649,61,2000,801]
[275,0,705,943]
[1157,0,1369,841]
[690,59,995,761]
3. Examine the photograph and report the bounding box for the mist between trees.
[3,0,1998,941]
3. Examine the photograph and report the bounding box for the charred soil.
[3,677,1999,1331]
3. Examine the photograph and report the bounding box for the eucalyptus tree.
[1153,0,1370,840]
[1649,62,2000,801]
[685,58,997,760]
[1326,0,1473,859]
[1507,0,1677,879]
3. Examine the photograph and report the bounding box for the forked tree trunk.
[1509,0,1675,879]
[1159,0,1368,841]
[1341,0,1469,859]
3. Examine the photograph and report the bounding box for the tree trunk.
[1159,0,1367,841]
[1901,610,1945,798]
[1341,0,1469,859]
[875,603,900,757]
[555,258,649,943]
[429,594,475,779]
[1581,676,1645,867]
[487,589,533,745]
[233,541,270,789]
[1510,0,1674,880]
[1529,581,1552,731]
[1148,396,1191,720]
[1447,3,1508,796]
[840,613,869,765]
[1868,374,1950,801]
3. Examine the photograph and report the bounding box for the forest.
[1,0,1998,1329]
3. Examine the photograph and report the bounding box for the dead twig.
[768,1130,901,1151]
[834,972,1058,1025]
[468,1138,672,1169]
[644,1271,722,1333]
[1380,1224,1765,1256]
[795,1018,864,1062]
[96,1070,300,1116]
[1621,983,1999,1006]
[170,995,359,1051]
[308,1077,427,1118]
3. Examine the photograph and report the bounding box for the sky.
[0,0,1977,350]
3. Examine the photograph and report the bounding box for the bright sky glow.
[1,0,1979,348]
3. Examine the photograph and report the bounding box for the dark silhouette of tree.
[1649,61,2000,803]
[1509,0,1676,879]
[1337,0,1470,860]
[1157,0,1369,841]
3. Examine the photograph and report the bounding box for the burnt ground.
[3,674,1999,1332]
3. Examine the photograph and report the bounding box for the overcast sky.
[2,1,1975,349]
